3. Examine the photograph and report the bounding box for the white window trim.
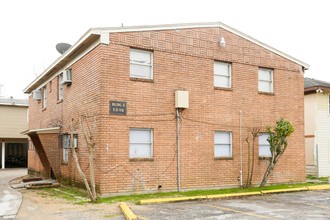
[58,73,64,101]
[258,68,273,93]
[214,131,232,157]
[129,128,153,158]
[63,148,69,163]
[214,61,232,88]
[259,133,272,157]
[130,49,153,79]
[42,86,47,109]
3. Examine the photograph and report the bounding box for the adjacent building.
[0,98,28,169]
[24,22,309,195]
[304,77,330,177]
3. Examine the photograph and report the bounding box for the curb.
[260,187,308,194]
[139,185,330,205]
[119,202,137,220]
[307,185,330,190]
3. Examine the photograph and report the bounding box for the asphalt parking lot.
[133,190,330,219]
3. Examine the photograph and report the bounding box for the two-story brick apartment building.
[24,22,309,195]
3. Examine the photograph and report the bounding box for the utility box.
[175,90,189,109]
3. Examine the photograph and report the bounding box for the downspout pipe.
[239,110,243,187]
[176,108,181,192]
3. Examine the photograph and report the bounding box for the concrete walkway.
[0,168,27,219]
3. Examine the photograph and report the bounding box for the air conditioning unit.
[61,69,72,85]
[32,89,42,100]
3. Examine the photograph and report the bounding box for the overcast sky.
[0,0,328,99]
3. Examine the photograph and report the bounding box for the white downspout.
[176,109,181,192]
[239,110,243,187]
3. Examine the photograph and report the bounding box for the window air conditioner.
[61,69,72,85]
[32,89,42,100]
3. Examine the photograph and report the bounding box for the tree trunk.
[260,161,275,187]
[88,145,97,202]
[245,137,251,187]
[71,139,95,200]
[249,136,255,186]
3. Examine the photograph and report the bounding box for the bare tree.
[69,114,97,202]
[245,127,260,187]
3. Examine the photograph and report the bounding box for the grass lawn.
[36,180,327,205]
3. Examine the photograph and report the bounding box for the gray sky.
[0,0,328,98]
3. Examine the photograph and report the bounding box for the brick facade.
[26,24,306,195]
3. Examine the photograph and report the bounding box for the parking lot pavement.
[133,190,330,219]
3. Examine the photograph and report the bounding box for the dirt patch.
[15,189,124,220]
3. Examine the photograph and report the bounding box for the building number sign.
[110,101,127,115]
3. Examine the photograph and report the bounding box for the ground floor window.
[214,131,232,157]
[129,128,153,158]
[259,133,271,157]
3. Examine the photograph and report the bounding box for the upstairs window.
[42,86,47,109]
[214,131,232,157]
[129,128,153,158]
[214,61,232,88]
[258,68,273,93]
[58,73,63,100]
[259,133,271,157]
[130,49,153,79]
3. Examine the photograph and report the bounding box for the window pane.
[259,134,269,145]
[214,62,230,76]
[130,64,152,78]
[214,131,230,145]
[130,129,151,143]
[130,50,151,65]
[214,75,230,88]
[214,131,232,157]
[259,69,271,81]
[215,144,231,157]
[259,145,272,157]
[259,133,271,157]
[130,144,152,157]
[130,129,153,158]
[63,148,68,162]
[258,81,271,92]
[130,49,152,79]
[214,62,231,88]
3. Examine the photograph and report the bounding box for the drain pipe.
[176,108,181,192]
[239,110,243,187]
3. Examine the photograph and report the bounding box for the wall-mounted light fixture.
[219,36,226,47]
[316,88,323,93]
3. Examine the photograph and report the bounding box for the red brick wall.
[28,26,305,195]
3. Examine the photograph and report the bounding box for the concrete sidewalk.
[0,168,27,219]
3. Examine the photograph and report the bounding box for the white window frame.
[62,134,70,163]
[129,128,153,158]
[130,49,153,79]
[58,73,63,100]
[42,86,47,109]
[214,131,232,157]
[259,133,272,157]
[214,61,232,88]
[258,68,273,93]
[61,134,78,163]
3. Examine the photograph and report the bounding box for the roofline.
[94,22,310,69]
[24,22,310,93]
[304,86,330,94]
[23,28,105,93]
[0,103,28,107]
